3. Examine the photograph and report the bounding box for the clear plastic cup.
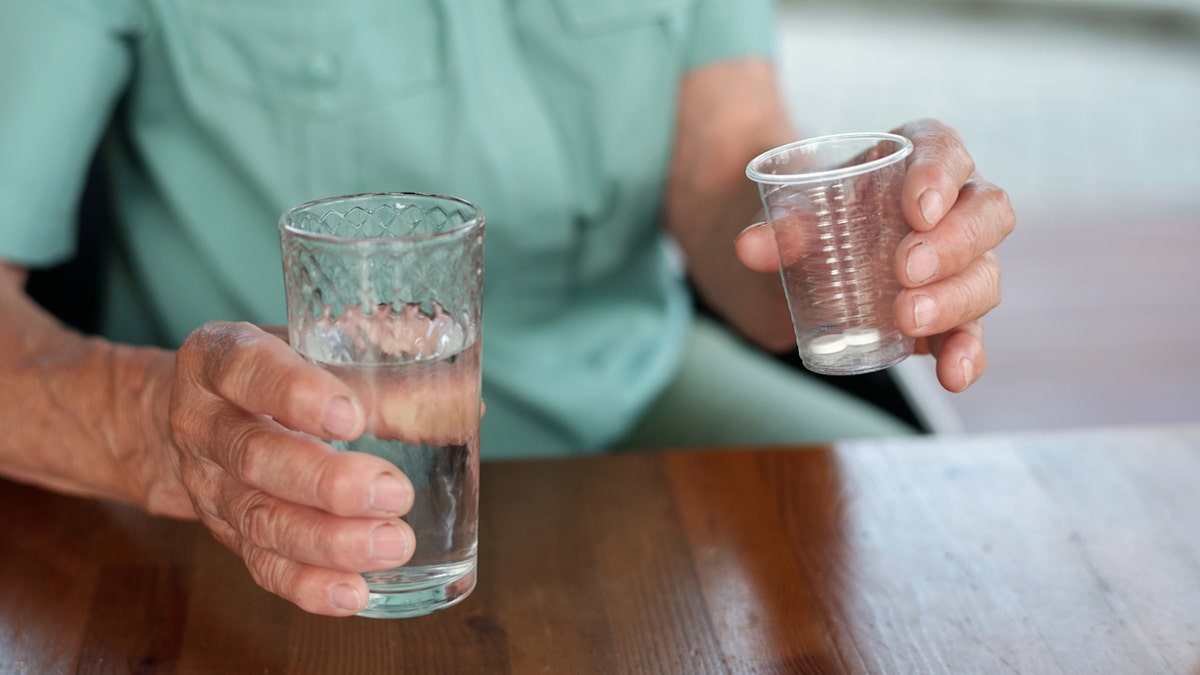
[746,133,914,376]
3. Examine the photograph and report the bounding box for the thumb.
[734,221,781,273]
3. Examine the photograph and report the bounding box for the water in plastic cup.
[279,192,484,618]
[746,133,914,376]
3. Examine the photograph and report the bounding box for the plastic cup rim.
[279,191,483,245]
[745,132,914,186]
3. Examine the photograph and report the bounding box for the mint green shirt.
[0,0,773,458]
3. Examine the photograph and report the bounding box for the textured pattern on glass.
[292,199,470,239]
[280,194,484,618]
[282,197,482,365]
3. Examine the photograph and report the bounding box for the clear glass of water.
[746,133,915,376]
[279,192,484,618]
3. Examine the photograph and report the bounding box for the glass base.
[357,562,477,619]
[800,338,914,376]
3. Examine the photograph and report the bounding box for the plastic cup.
[746,132,914,376]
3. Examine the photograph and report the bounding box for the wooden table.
[3,426,1199,673]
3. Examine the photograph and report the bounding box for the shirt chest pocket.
[172,0,444,120]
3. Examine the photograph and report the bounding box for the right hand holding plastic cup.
[739,122,1012,392]
[745,132,915,376]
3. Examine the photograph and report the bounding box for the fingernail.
[739,220,769,236]
[370,523,409,561]
[960,357,975,390]
[370,474,409,513]
[913,294,937,331]
[919,189,944,226]
[905,242,938,285]
[331,583,363,611]
[322,396,361,438]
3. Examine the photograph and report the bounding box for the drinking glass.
[279,192,484,618]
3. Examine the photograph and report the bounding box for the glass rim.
[745,132,914,185]
[278,191,483,244]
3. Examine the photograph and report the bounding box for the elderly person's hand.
[736,119,1013,392]
[2,253,478,618]
[169,322,415,615]
[169,321,477,616]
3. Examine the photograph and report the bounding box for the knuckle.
[956,255,1003,322]
[180,322,234,368]
[904,117,952,143]
[951,283,979,326]
[175,457,215,510]
[907,120,973,186]
[935,118,963,145]
[979,250,1002,278]
[957,142,976,178]
[943,184,1011,266]
[959,319,986,344]
[972,180,1014,227]
[176,325,207,363]
[983,252,1003,308]
[313,455,363,515]
[171,406,250,494]
[956,207,988,255]
[184,321,267,400]
[168,408,224,476]
[216,337,266,395]
[230,423,275,484]
[201,498,294,599]
[170,362,214,443]
[992,187,1016,237]
[242,545,291,596]
[232,489,279,550]
[167,403,202,448]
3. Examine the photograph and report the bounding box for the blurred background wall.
[775,0,1200,432]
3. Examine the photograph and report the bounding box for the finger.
[179,321,365,440]
[735,211,823,272]
[338,360,481,446]
[894,252,1002,339]
[204,515,373,617]
[894,119,976,231]
[925,320,987,393]
[193,408,414,517]
[896,178,1014,287]
[734,221,781,273]
[207,484,414,573]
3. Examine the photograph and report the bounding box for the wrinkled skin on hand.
[169,321,478,616]
[736,119,1014,392]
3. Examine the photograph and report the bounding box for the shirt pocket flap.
[173,0,444,119]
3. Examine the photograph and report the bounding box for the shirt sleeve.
[684,0,776,71]
[0,1,140,267]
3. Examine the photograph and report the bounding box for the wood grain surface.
[2,426,1199,674]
